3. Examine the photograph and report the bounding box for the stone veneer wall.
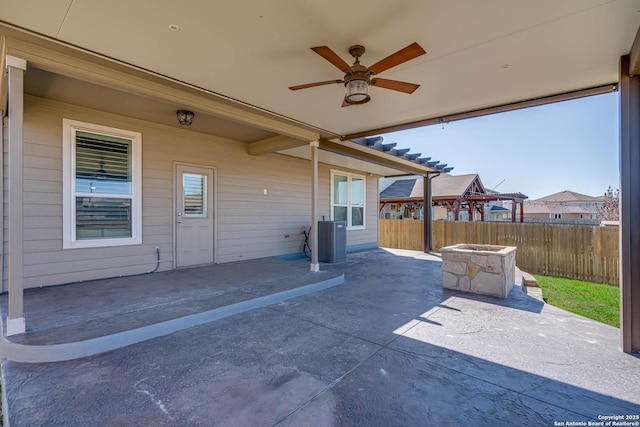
[441,244,516,298]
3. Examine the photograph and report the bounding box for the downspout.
[423,172,440,253]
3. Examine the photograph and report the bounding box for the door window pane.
[183,173,207,217]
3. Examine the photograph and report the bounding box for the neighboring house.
[379,174,527,222]
[483,189,512,222]
[487,205,512,222]
[0,27,445,335]
[510,190,604,223]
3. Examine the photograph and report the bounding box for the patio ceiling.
[1,0,638,141]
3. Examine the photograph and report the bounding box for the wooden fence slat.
[379,220,619,284]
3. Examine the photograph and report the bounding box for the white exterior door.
[176,164,214,267]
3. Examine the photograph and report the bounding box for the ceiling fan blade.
[371,78,420,94]
[367,42,426,75]
[311,46,354,73]
[289,79,344,91]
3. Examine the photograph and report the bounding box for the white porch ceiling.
[23,68,277,142]
[1,0,639,138]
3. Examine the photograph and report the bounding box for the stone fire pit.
[440,244,516,298]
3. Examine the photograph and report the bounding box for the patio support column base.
[6,316,25,336]
[310,263,319,272]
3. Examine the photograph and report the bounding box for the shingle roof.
[519,201,596,215]
[379,173,481,199]
[380,179,418,199]
[431,174,479,198]
[534,190,603,203]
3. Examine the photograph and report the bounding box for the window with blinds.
[63,119,142,248]
[75,131,133,240]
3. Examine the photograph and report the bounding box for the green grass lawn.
[533,275,620,328]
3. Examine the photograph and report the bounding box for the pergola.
[380,191,528,222]
[464,192,528,223]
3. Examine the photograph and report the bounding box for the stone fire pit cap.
[439,244,516,255]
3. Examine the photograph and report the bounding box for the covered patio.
[0,1,638,354]
[1,249,639,425]
[0,256,344,362]
[0,3,639,424]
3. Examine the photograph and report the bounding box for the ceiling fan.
[289,42,426,107]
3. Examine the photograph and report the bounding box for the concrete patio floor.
[1,248,639,426]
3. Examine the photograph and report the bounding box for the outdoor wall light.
[177,110,195,126]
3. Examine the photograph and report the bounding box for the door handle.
[177,212,183,223]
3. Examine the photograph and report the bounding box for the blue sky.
[382,92,619,200]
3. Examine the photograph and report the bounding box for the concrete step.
[521,271,539,287]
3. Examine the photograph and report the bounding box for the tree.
[597,186,619,221]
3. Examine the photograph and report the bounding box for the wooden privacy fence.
[379,220,620,284]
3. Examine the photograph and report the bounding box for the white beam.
[1,36,7,117]
[629,25,640,77]
[619,55,640,353]
[310,141,320,272]
[6,54,26,335]
[248,135,308,156]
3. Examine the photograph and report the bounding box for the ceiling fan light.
[345,79,370,104]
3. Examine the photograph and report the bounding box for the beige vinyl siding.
[10,96,378,288]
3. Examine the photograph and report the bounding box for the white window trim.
[63,119,142,249]
[330,170,366,230]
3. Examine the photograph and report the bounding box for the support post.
[480,203,485,222]
[468,200,474,222]
[310,141,320,272]
[519,202,524,223]
[511,202,517,223]
[453,200,460,221]
[619,54,640,353]
[423,175,433,253]
[6,55,26,336]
